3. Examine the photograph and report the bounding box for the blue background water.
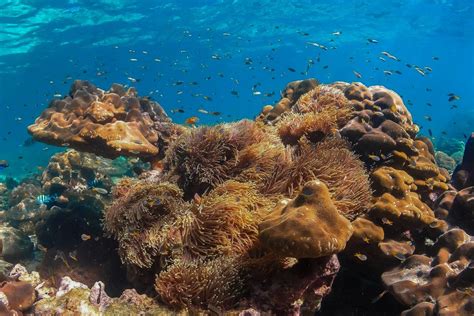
[1,0,473,179]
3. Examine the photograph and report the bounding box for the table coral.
[28,80,176,159]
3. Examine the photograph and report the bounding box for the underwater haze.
[0,0,473,179]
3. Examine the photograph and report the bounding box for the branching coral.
[154,256,243,310]
[262,137,372,219]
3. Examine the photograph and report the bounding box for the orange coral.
[28,80,175,159]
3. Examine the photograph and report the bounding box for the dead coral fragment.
[155,257,243,310]
[259,180,353,258]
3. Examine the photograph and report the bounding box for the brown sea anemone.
[262,137,372,219]
[104,181,188,268]
[293,84,349,114]
[155,256,243,310]
[183,180,274,258]
[164,120,275,197]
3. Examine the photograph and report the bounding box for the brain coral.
[28,80,176,159]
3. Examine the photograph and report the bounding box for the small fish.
[426,103,432,106]
[81,234,91,241]
[92,187,108,195]
[193,193,202,205]
[428,129,433,137]
[129,58,138,62]
[53,93,62,98]
[381,51,399,61]
[287,67,296,72]
[353,70,362,78]
[367,38,378,43]
[185,116,199,125]
[381,217,393,225]
[331,31,342,36]
[252,91,262,95]
[354,253,368,261]
[424,115,432,122]
[36,194,57,205]
[171,108,185,114]
[450,104,458,109]
[197,109,209,114]
[368,154,381,162]
[378,57,386,62]
[371,290,388,304]
[383,70,393,76]
[306,42,328,50]
[231,90,239,96]
[210,111,221,116]
[424,66,433,72]
[203,96,213,101]
[173,81,184,86]
[127,77,138,83]
[414,67,426,76]
[448,95,460,102]
[432,56,439,60]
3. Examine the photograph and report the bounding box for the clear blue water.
[1,0,473,179]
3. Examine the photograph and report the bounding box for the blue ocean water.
[0,0,473,179]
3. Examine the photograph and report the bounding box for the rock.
[0,226,33,262]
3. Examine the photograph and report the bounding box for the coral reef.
[20,78,473,315]
[28,80,181,159]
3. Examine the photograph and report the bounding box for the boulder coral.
[28,80,178,159]
[259,180,353,258]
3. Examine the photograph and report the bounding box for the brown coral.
[28,80,175,159]
[259,180,353,258]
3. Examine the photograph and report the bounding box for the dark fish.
[448,95,460,102]
[424,116,432,122]
[450,104,458,109]
[203,96,213,101]
[428,129,433,137]
[288,67,296,72]
[210,111,221,116]
[230,90,239,96]
[367,39,378,43]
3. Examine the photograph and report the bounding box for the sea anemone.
[183,180,274,258]
[104,181,188,268]
[293,84,349,114]
[155,256,243,310]
[262,137,372,219]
